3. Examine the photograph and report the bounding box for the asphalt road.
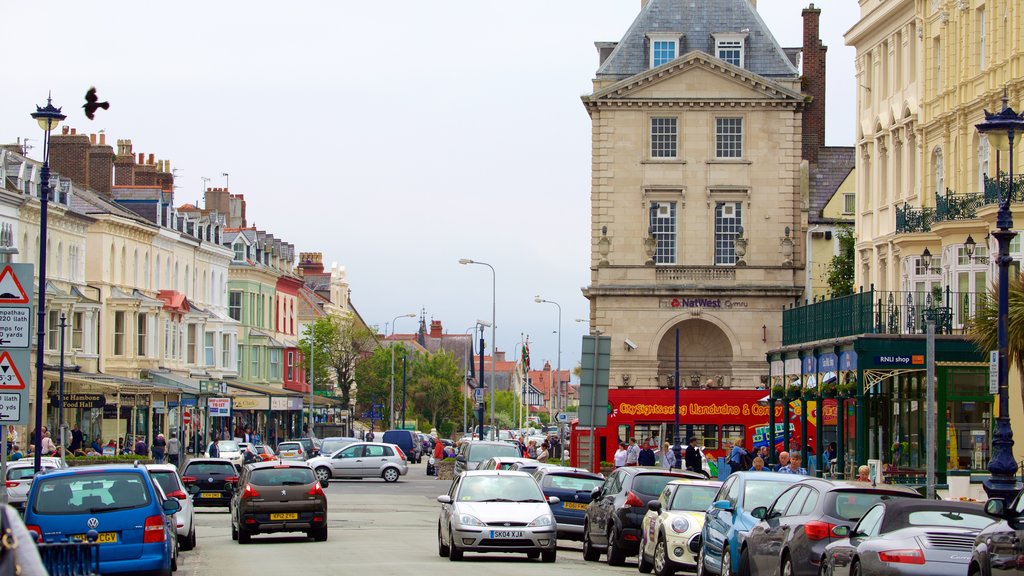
[175,461,639,576]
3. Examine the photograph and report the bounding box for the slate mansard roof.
[597,0,799,81]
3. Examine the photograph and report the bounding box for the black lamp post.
[30,95,65,474]
[975,91,1024,501]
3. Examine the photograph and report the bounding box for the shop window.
[947,370,992,471]
[137,313,148,357]
[114,311,125,356]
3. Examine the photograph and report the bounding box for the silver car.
[437,470,559,562]
[306,442,409,483]
[5,461,60,511]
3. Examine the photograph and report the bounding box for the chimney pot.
[99,133,106,146]
[62,126,70,135]
[148,153,155,165]
[70,128,76,135]
[89,134,96,145]
[138,153,144,164]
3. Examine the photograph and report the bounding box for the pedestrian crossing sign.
[0,351,26,389]
[0,266,28,304]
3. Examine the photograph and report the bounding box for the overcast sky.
[2,0,860,382]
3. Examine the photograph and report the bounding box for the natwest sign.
[659,298,748,309]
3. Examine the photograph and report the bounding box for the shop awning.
[45,371,181,395]
[149,371,206,396]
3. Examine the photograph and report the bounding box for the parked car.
[698,471,803,576]
[146,463,197,551]
[277,441,308,461]
[532,466,606,541]
[318,436,361,456]
[307,442,409,483]
[24,464,181,575]
[582,466,704,566]
[284,437,321,458]
[825,499,991,576]
[237,442,264,464]
[509,461,553,475]
[5,460,61,512]
[969,494,1024,576]
[181,457,239,507]
[206,440,243,466]
[253,444,277,461]
[382,430,423,463]
[437,470,558,562]
[230,461,328,543]
[476,457,534,471]
[455,441,525,474]
[639,478,722,575]
[740,479,922,575]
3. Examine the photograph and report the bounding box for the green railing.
[782,288,987,346]
[894,174,1024,233]
[895,204,935,233]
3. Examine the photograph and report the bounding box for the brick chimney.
[114,139,135,185]
[87,133,114,195]
[430,320,443,339]
[296,252,324,276]
[48,127,91,189]
[801,3,827,164]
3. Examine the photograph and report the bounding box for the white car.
[307,442,409,483]
[206,440,243,467]
[5,461,60,512]
[146,463,196,550]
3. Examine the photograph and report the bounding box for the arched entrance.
[656,319,734,388]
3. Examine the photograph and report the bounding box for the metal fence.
[896,174,1024,233]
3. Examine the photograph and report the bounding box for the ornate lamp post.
[30,95,65,473]
[975,92,1024,501]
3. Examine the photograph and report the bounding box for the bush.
[65,455,155,466]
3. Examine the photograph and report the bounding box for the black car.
[532,466,605,541]
[582,467,702,566]
[970,493,1024,576]
[182,458,239,507]
[740,479,922,576]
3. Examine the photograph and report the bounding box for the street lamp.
[964,234,977,260]
[30,95,65,473]
[459,259,496,439]
[535,296,564,464]
[389,313,416,430]
[975,91,1024,501]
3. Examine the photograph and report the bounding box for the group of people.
[612,438,684,469]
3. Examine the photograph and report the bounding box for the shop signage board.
[50,393,105,408]
[0,264,32,425]
[209,397,231,417]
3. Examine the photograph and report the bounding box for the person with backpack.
[728,437,750,472]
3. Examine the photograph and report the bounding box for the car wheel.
[638,543,653,574]
[238,530,251,544]
[819,556,830,576]
[315,467,332,484]
[230,524,238,541]
[654,536,674,576]
[696,546,707,576]
[541,549,556,563]
[850,560,862,576]
[582,523,601,561]
[382,468,400,483]
[739,548,752,576]
[781,553,793,576]
[180,528,195,551]
[313,525,328,542]
[448,529,463,561]
[527,551,540,559]
[438,524,450,557]
[721,544,732,576]
[607,525,626,567]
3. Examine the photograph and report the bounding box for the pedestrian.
[613,442,628,468]
[757,445,770,463]
[134,436,149,457]
[527,440,538,459]
[40,432,57,456]
[9,445,22,461]
[778,453,808,475]
[7,425,17,453]
[625,438,640,466]
[637,442,656,466]
[537,442,550,462]
[857,464,871,482]
[727,438,750,472]
[366,430,374,442]
[208,439,220,458]
[152,433,167,463]
[431,438,445,476]
[167,434,181,467]
[658,442,676,470]
[69,424,83,452]
[751,457,766,471]
[775,451,791,472]
[685,436,702,473]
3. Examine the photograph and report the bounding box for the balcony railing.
[895,204,935,233]
[782,287,987,346]
[896,174,1024,233]
[655,267,736,282]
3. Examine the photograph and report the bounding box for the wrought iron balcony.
[895,204,935,233]
[934,188,983,222]
[782,287,987,346]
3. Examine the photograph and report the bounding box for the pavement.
[175,461,639,576]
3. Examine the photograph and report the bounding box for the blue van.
[382,430,422,463]
[24,464,180,576]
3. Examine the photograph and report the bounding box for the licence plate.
[282,451,297,457]
[72,532,117,544]
[563,502,588,510]
[269,513,299,520]
[200,492,221,498]
[489,530,525,539]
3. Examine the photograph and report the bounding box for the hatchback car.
[532,466,606,541]
[277,441,308,461]
[969,494,1024,576]
[826,499,990,576]
[181,458,238,507]
[639,478,722,575]
[455,441,525,474]
[230,461,328,543]
[583,467,704,566]
[382,430,422,463]
[24,465,180,576]
[284,437,321,458]
[306,442,409,483]
[318,436,361,456]
[437,470,558,562]
[741,479,921,576]
[5,460,61,512]
[145,464,197,551]
[476,457,534,471]
[206,440,243,467]
[253,444,277,461]
[698,471,803,576]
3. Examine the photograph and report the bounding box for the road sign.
[0,266,29,304]
[473,387,484,403]
[0,306,30,349]
[0,394,19,421]
[182,411,192,426]
[578,335,611,428]
[556,412,578,423]
[0,351,26,390]
[0,350,29,424]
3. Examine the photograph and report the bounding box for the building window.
[137,313,147,357]
[715,37,744,67]
[715,118,743,158]
[648,202,677,265]
[977,7,986,69]
[270,348,281,381]
[650,118,677,158]
[251,346,260,379]
[843,193,856,215]
[933,147,944,194]
[228,291,242,322]
[233,242,245,262]
[72,311,83,350]
[114,311,125,356]
[933,36,942,91]
[651,40,677,67]
[714,202,743,265]
[287,351,295,381]
[187,324,197,364]
[47,311,59,351]
[205,332,215,366]
[223,334,232,369]
[164,319,171,358]
[978,137,989,193]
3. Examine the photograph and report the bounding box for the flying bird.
[83,87,109,120]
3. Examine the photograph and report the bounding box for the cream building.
[583,0,837,390]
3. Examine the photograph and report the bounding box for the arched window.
[933,147,944,195]
[184,265,190,296]
[978,136,989,193]
[133,249,139,287]
[174,262,179,293]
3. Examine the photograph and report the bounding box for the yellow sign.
[233,396,269,410]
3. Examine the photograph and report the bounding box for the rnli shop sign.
[874,355,924,367]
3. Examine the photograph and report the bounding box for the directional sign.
[0,266,29,304]
[0,307,30,348]
[0,350,29,424]
[0,393,19,422]
[473,387,484,403]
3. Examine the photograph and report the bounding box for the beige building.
[583,0,835,390]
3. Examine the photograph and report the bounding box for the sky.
[1,0,861,382]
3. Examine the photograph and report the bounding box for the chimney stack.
[47,128,91,191]
[430,320,443,339]
[87,135,115,196]
[114,139,135,186]
[801,3,827,163]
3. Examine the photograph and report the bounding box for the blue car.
[532,466,605,541]
[698,471,802,576]
[24,464,181,576]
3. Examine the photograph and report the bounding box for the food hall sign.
[660,298,748,309]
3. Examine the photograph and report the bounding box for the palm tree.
[966,275,1024,398]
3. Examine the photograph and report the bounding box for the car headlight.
[671,517,690,534]
[457,514,485,526]
[528,515,555,527]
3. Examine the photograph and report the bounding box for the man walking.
[625,438,641,466]
[167,433,181,467]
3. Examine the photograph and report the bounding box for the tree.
[409,350,463,431]
[826,226,855,297]
[354,345,398,428]
[298,315,378,405]
[967,277,1023,401]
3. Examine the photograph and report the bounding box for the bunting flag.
[522,341,530,373]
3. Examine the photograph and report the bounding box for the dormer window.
[233,242,245,262]
[713,33,746,68]
[648,34,681,68]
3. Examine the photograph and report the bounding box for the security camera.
[624,338,638,351]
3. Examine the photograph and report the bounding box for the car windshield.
[149,470,179,495]
[542,474,604,492]
[904,510,993,530]
[184,462,236,476]
[670,485,720,512]
[468,444,522,462]
[320,440,355,455]
[33,472,152,515]
[458,475,544,502]
[249,467,317,486]
[743,480,793,511]
[831,491,914,521]
[217,441,239,452]
[633,474,684,497]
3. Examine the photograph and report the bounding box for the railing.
[935,188,983,222]
[655,267,736,282]
[894,175,1024,233]
[782,287,987,346]
[895,204,935,233]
